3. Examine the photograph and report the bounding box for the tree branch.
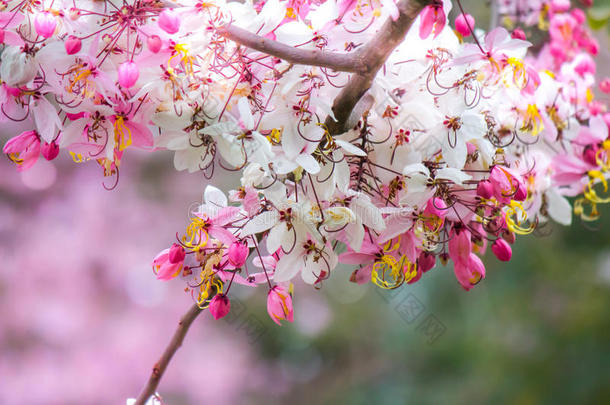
[216,24,367,74]
[325,0,431,135]
[134,303,203,405]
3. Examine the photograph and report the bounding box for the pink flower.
[3,130,41,171]
[65,36,82,55]
[448,227,472,267]
[491,238,512,262]
[454,253,486,291]
[158,10,180,34]
[147,35,162,53]
[168,243,186,264]
[117,61,139,88]
[489,166,527,203]
[419,2,445,40]
[418,252,436,273]
[41,141,59,161]
[153,248,183,281]
[477,180,494,199]
[267,286,293,325]
[209,294,231,320]
[600,78,610,94]
[455,13,475,37]
[228,242,248,268]
[511,28,527,40]
[34,12,57,38]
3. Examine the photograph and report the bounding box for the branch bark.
[216,24,367,74]
[134,304,203,405]
[325,0,431,136]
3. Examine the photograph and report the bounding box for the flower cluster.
[1,0,608,325]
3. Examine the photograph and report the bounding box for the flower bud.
[477,180,493,199]
[41,141,59,161]
[209,294,231,320]
[455,13,475,37]
[511,28,527,40]
[147,35,162,53]
[0,29,5,44]
[424,197,447,218]
[267,286,294,325]
[491,238,512,261]
[228,241,248,268]
[35,12,57,38]
[65,35,82,55]
[600,78,610,94]
[168,243,186,264]
[158,10,180,34]
[118,61,139,88]
[418,252,436,273]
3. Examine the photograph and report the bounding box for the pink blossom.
[3,130,41,171]
[418,252,436,273]
[34,12,57,38]
[454,253,486,291]
[600,78,610,94]
[158,10,180,34]
[491,238,512,262]
[117,61,139,88]
[41,141,59,161]
[455,13,475,37]
[448,227,472,267]
[153,249,183,281]
[511,28,527,40]
[209,294,231,320]
[228,242,248,268]
[267,286,294,325]
[147,35,162,53]
[65,36,82,55]
[419,2,445,40]
[168,243,186,264]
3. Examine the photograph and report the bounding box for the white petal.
[274,252,302,282]
[335,139,367,156]
[546,189,572,226]
[240,211,278,236]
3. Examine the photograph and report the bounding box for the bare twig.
[325,0,431,135]
[216,24,367,74]
[134,304,203,405]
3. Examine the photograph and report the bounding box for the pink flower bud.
[168,243,185,264]
[600,78,610,94]
[424,197,447,218]
[117,61,139,88]
[147,35,162,53]
[209,294,231,320]
[228,242,248,268]
[41,141,59,161]
[418,252,436,273]
[35,12,57,38]
[65,36,82,55]
[68,8,80,20]
[583,146,598,166]
[491,238,512,261]
[267,286,293,325]
[455,13,475,37]
[158,10,180,34]
[0,30,5,44]
[477,180,493,199]
[511,28,527,40]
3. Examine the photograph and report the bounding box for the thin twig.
[216,24,367,74]
[325,0,431,136]
[134,304,203,405]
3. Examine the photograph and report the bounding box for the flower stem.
[133,303,203,405]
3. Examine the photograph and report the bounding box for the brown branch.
[134,303,203,405]
[216,24,367,74]
[325,0,431,136]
